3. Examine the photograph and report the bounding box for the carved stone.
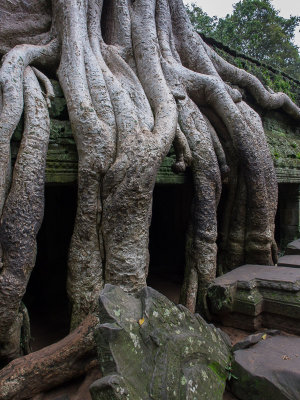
[90,285,231,400]
[207,265,300,334]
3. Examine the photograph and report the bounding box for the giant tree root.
[0,315,98,400]
[0,0,300,386]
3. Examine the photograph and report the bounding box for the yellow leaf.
[138,318,145,326]
[262,334,267,340]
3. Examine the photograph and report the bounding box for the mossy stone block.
[91,285,231,400]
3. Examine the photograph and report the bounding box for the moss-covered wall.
[12,80,186,185]
[202,34,300,106]
[11,73,300,185]
[263,111,300,183]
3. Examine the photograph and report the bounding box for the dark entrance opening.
[275,183,300,252]
[147,183,192,303]
[24,184,77,351]
[24,181,193,348]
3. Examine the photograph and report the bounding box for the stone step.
[207,264,300,334]
[285,238,300,255]
[278,254,300,268]
[231,332,300,400]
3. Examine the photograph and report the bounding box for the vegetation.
[186,0,300,79]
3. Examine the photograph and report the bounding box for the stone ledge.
[207,264,300,334]
[231,333,300,400]
[278,255,300,268]
[285,239,300,255]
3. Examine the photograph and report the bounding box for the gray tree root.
[0,67,51,364]
[0,0,299,394]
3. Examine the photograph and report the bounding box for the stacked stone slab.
[207,264,300,334]
[285,238,300,255]
[278,254,300,268]
[277,238,300,268]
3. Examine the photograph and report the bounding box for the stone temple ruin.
[6,36,299,400]
[1,11,300,399]
[14,35,300,346]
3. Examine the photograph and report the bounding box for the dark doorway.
[275,183,300,252]
[24,185,77,350]
[147,183,192,302]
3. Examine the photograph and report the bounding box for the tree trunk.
[0,0,299,394]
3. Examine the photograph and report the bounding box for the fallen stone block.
[285,238,300,255]
[90,284,231,400]
[278,254,300,268]
[207,264,300,334]
[231,333,300,400]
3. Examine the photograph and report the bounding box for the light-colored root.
[0,39,58,215]
[172,126,192,173]
[100,0,178,292]
[55,0,111,328]
[54,0,179,327]
[168,0,218,76]
[223,173,247,271]
[0,67,51,363]
[0,2,291,365]
[237,101,278,264]
[199,78,273,264]
[156,0,275,299]
[98,0,132,59]
[203,115,230,180]
[31,66,55,107]
[204,42,300,120]
[178,98,221,314]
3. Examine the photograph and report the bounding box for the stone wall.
[11,55,300,248]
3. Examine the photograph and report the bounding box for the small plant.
[225,365,238,381]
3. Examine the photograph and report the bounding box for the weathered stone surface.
[278,255,300,268]
[285,239,300,255]
[10,79,185,186]
[90,285,231,400]
[231,333,300,400]
[207,265,300,334]
[10,78,300,185]
[232,329,280,351]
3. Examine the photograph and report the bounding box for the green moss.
[208,361,228,382]
[214,47,300,104]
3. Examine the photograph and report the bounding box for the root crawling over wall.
[0,0,299,395]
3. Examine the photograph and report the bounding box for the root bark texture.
[0,315,98,400]
[0,0,299,394]
[0,66,51,364]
